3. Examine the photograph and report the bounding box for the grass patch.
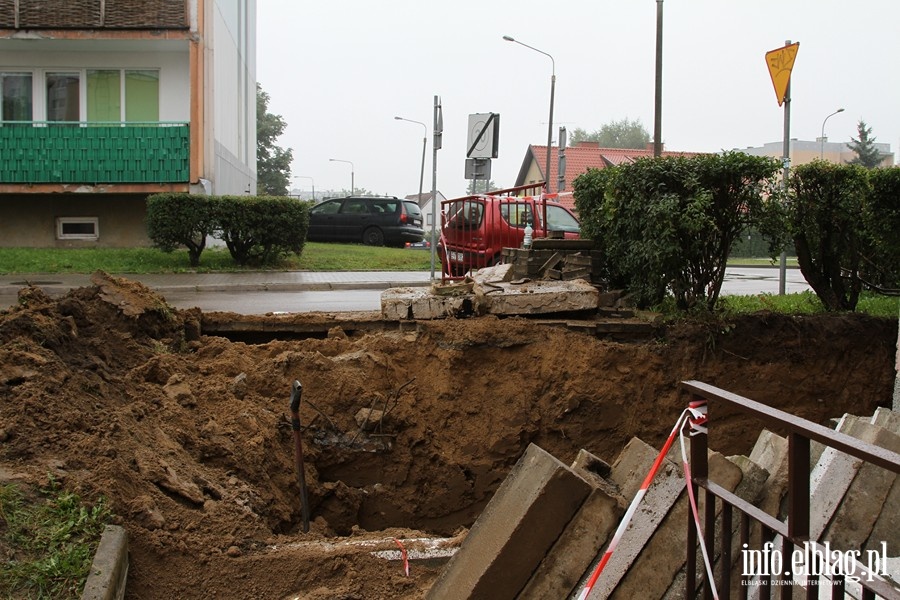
[0,243,432,274]
[719,291,899,318]
[0,478,111,599]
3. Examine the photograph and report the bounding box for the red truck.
[438,183,581,277]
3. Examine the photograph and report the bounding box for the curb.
[81,525,128,600]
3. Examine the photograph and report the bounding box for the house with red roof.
[514,142,703,213]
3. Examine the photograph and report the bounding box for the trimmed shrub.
[146,193,216,267]
[215,195,310,266]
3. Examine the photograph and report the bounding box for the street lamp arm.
[503,35,554,75]
[820,108,845,159]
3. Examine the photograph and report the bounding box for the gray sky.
[257,0,900,199]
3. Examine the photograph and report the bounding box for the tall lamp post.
[328,158,354,195]
[820,108,845,160]
[503,35,555,194]
[293,175,316,201]
[393,116,427,210]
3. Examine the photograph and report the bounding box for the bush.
[787,162,870,311]
[864,167,900,290]
[216,195,310,266]
[146,193,217,267]
[574,152,782,310]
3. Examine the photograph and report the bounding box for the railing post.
[688,394,709,599]
[786,432,812,599]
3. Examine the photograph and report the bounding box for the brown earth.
[0,272,896,599]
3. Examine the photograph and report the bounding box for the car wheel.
[363,227,385,246]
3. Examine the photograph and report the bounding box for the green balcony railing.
[0,121,189,184]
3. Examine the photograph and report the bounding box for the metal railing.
[438,182,546,281]
[680,380,900,600]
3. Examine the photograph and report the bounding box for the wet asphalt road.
[0,268,811,315]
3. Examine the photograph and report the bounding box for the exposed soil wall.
[0,273,895,599]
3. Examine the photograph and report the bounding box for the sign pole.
[779,39,792,296]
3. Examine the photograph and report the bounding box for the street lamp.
[293,175,316,201]
[329,158,354,195]
[503,35,555,194]
[820,108,845,160]
[394,116,427,210]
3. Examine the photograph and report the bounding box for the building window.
[56,217,99,241]
[87,70,121,122]
[124,70,159,121]
[1,73,33,121]
[46,72,80,122]
[87,69,159,122]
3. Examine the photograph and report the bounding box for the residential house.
[514,142,701,213]
[0,0,256,247]
[405,190,446,241]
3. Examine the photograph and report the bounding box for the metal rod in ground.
[289,379,310,533]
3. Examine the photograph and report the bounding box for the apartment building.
[0,0,256,247]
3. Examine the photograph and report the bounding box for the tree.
[569,118,651,149]
[466,179,499,194]
[847,120,884,169]
[256,84,293,195]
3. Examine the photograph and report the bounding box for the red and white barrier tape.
[576,400,718,600]
[393,538,409,577]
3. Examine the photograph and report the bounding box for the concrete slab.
[749,429,789,520]
[580,438,686,600]
[518,485,622,599]
[81,525,128,600]
[425,443,592,600]
[611,451,743,600]
[810,415,876,540]
[823,422,900,553]
[482,279,599,316]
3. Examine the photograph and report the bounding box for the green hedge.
[146,193,310,267]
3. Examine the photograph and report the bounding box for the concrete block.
[482,279,599,316]
[81,525,128,600]
[380,287,474,320]
[610,451,743,600]
[426,443,592,600]
[579,438,685,600]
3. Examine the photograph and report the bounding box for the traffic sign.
[765,42,799,106]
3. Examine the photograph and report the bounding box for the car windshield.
[546,205,580,233]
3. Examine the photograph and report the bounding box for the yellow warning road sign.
[765,42,799,106]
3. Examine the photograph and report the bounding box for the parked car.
[438,189,580,276]
[307,196,425,247]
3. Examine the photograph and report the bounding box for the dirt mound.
[0,273,895,599]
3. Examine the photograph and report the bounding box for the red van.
[438,185,580,277]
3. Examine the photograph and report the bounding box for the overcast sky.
[257,0,900,199]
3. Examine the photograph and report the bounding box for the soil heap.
[0,272,895,599]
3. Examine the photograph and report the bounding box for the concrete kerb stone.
[612,451,743,600]
[425,443,592,600]
[823,418,900,554]
[81,524,128,600]
[578,438,686,600]
[517,450,624,600]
